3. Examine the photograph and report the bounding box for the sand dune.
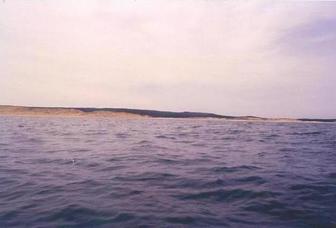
[0,106,144,118]
[0,105,335,122]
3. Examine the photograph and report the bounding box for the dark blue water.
[0,116,335,227]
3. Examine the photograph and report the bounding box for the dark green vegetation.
[77,107,233,119]
[1,105,335,122]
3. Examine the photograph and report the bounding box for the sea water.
[0,116,335,227]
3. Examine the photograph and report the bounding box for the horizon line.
[1,104,335,121]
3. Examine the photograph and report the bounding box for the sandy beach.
[0,106,146,118]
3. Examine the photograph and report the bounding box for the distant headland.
[0,105,335,123]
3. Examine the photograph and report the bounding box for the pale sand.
[0,106,146,119]
[0,106,333,123]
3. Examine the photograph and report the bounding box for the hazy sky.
[1,0,336,118]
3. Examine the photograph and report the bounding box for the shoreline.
[0,105,335,123]
[0,113,334,125]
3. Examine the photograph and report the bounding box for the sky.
[1,0,336,118]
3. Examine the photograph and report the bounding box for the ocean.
[0,116,335,227]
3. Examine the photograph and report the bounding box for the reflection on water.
[0,116,335,227]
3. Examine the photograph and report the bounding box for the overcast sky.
[1,0,335,118]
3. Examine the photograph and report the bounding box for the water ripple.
[0,116,335,227]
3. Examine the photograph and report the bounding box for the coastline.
[0,106,146,119]
[0,105,335,123]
